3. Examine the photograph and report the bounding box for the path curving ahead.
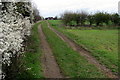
[38,25,63,78]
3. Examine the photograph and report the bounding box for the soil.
[38,25,63,78]
[47,22,119,78]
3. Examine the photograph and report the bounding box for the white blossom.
[0,1,33,78]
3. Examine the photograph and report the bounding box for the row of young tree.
[61,11,120,26]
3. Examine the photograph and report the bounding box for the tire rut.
[47,22,118,78]
[38,24,63,78]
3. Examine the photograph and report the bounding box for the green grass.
[48,20,118,74]
[41,21,105,78]
[17,22,44,79]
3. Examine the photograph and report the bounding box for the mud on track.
[38,25,63,78]
[47,22,118,78]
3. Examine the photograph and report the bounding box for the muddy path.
[47,22,118,78]
[38,25,63,78]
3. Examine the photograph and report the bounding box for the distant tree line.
[45,16,58,20]
[33,7,42,22]
[61,11,120,27]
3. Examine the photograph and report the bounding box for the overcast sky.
[31,0,120,18]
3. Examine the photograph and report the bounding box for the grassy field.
[49,20,118,74]
[17,22,44,79]
[41,21,105,78]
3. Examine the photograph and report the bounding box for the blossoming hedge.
[0,1,33,79]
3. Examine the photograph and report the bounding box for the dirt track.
[47,22,118,78]
[38,25,63,78]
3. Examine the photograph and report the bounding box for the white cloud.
[31,0,119,17]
